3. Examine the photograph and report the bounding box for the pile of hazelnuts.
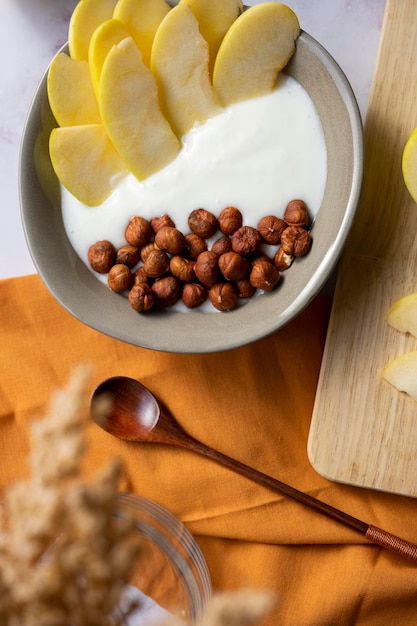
[87,200,312,312]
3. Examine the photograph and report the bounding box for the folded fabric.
[1,274,417,625]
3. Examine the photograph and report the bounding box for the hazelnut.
[249,260,280,292]
[234,278,256,299]
[133,266,150,285]
[218,206,242,235]
[155,226,186,254]
[170,256,196,283]
[188,208,218,238]
[128,283,155,312]
[231,226,262,257]
[182,283,207,309]
[140,242,159,263]
[151,276,181,308]
[116,245,140,268]
[218,251,249,281]
[150,214,175,233]
[250,251,272,266]
[257,215,286,244]
[209,282,238,311]
[143,249,170,278]
[281,226,312,257]
[194,250,219,286]
[274,247,294,271]
[88,240,116,273]
[211,236,232,255]
[107,263,132,293]
[284,199,310,228]
[184,233,208,260]
[125,216,152,247]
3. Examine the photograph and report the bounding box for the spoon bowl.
[91,376,202,448]
[90,376,417,563]
[91,377,160,441]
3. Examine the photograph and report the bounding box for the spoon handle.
[185,436,417,562]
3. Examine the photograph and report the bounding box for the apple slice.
[213,2,300,106]
[382,351,417,401]
[151,3,221,138]
[88,18,131,95]
[47,52,101,126]
[49,124,128,206]
[385,292,417,337]
[179,0,243,74]
[99,37,180,180]
[69,0,117,61]
[113,0,170,67]
[402,127,417,204]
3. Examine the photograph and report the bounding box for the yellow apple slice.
[151,3,221,138]
[69,0,117,61]
[402,127,417,204]
[88,18,131,95]
[179,0,243,74]
[47,52,101,126]
[178,0,242,71]
[49,124,128,206]
[213,2,300,106]
[382,351,417,401]
[99,37,180,180]
[385,292,417,337]
[113,0,170,67]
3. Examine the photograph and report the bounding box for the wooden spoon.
[90,376,417,563]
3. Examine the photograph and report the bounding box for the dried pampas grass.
[0,366,142,626]
[0,367,275,626]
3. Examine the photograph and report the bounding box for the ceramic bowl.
[20,30,363,353]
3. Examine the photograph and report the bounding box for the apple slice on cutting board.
[382,293,417,401]
[213,2,300,106]
[99,36,180,180]
[69,0,117,61]
[385,292,417,337]
[402,127,417,204]
[49,124,128,206]
[113,0,170,67]
[150,3,221,138]
[382,352,417,401]
[47,53,101,126]
[178,0,243,74]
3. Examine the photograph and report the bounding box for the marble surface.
[0,0,386,279]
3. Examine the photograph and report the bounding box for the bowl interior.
[20,31,363,354]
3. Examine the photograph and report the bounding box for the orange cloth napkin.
[1,273,417,625]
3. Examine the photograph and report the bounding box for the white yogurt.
[62,73,327,272]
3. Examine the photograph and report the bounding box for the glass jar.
[115,493,211,624]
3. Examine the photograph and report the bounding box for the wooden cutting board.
[308,0,417,498]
